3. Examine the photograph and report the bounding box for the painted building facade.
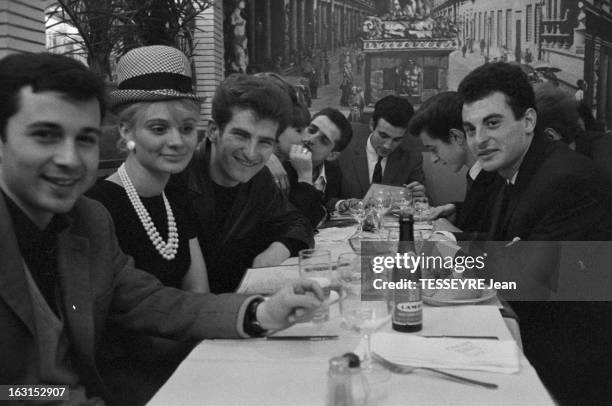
[0,0,45,57]
[433,0,612,127]
[223,0,376,75]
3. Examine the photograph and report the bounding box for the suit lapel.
[495,135,549,239]
[0,194,36,335]
[57,230,95,361]
[351,136,371,195]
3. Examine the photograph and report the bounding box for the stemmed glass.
[392,189,413,217]
[349,200,366,234]
[371,191,392,231]
[340,258,392,384]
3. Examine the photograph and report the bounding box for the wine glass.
[371,191,391,231]
[392,189,413,217]
[340,277,392,384]
[336,252,360,286]
[349,200,366,234]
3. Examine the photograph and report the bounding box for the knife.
[267,335,339,341]
[421,335,499,340]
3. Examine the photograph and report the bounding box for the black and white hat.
[108,45,199,109]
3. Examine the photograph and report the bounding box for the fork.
[371,352,498,389]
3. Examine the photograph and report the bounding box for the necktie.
[372,156,383,184]
[492,182,514,239]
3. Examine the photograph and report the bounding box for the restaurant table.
[149,219,555,405]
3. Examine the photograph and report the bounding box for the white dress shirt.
[366,135,387,183]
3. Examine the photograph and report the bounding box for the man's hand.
[429,203,456,220]
[266,154,289,192]
[404,181,426,198]
[336,198,362,213]
[289,145,313,184]
[256,279,325,330]
[252,242,291,268]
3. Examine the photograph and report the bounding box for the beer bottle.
[392,214,423,332]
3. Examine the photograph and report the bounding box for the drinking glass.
[336,252,360,286]
[340,287,392,384]
[350,201,366,234]
[392,188,413,217]
[413,196,432,224]
[299,249,332,323]
[371,191,391,231]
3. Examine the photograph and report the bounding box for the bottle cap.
[342,352,361,368]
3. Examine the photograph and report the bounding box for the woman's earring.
[126,140,136,151]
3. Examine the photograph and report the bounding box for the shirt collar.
[366,134,384,163]
[468,161,482,181]
[508,171,519,185]
[313,163,327,192]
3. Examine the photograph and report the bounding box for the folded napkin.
[316,226,358,242]
[369,333,520,374]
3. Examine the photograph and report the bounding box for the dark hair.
[0,52,106,140]
[372,95,414,129]
[253,72,311,129]
[408,91,463,143]
[212,74,292,137]
[458,62,536,120]
[534,83,582,145]
[312,107,353,152]
[292,102,311,129]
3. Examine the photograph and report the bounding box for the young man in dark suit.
[178,74,315,293]
[408,91,503,232]
[458,62,612,404]
[333,95,426,212]
[0,52,323,404]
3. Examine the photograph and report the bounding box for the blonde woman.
[86,45,207,405]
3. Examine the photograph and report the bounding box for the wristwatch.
[244,297,268,337]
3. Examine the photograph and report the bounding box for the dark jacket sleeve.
[80,198,251,340]
[283,162,326,229]
[257,167,315,255]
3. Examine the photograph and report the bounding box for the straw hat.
[108,45,199,109]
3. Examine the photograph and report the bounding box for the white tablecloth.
[149,305,553,405]
[149,219,552,405]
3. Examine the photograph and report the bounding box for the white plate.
[423,289,497,306]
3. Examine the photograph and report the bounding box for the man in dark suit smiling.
[458,62,612,404]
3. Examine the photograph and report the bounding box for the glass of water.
[299,249,332,323]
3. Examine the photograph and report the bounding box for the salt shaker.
[326,356,352,406]
[325,354,369,406]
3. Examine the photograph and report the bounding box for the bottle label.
[393,301,422,325]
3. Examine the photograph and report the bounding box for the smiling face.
[0,87,101,227]
[462,92,536,179]
[302,115,341,167]
[209,108,278,186]
[121,100,199,176]
[369,117,406,158]
[419,130,467,173]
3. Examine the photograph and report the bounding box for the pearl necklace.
[118,164,179,260]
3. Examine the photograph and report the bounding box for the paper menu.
[371,333,520,374]
[236,265,300,295]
